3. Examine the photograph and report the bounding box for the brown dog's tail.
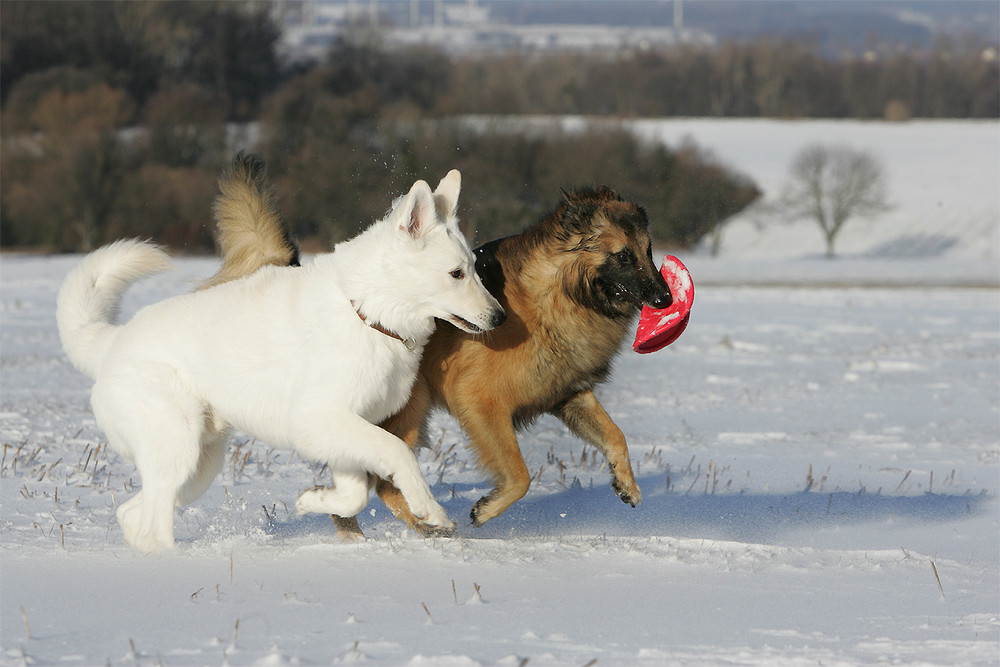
[200,151,299,290]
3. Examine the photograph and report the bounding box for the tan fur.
[207,155,667,536]
[201,152,298,290]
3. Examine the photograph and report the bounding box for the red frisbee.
[632,255,694,354]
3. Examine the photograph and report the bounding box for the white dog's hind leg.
[176,423,227,507]
[93,370,204,553]
[115,491,144,545]
[295,470,370,517]
[128,466,181,554]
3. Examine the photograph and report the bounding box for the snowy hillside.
[632,118,999,264]
[1,121,998,665]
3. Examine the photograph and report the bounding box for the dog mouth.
[448,307,506,333]
[608,280,672,310]
[449,315,483,333]
[610,282,644,308]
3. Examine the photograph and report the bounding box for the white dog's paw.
[117,509,175,553]
[296,486,368,518]
[129,532,176,554]
[295,487,328,515]
[116,494,173,553]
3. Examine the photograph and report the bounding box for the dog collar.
[353,303,416,351]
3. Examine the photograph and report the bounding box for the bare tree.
[781,143,890,258]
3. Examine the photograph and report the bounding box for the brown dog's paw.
[469,496,492,527]
[611,478,642,507]
[330,515,366,541]
[416,522,457,538]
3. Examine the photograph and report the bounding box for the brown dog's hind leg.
[331,515,365,541]
[552,388,641,507]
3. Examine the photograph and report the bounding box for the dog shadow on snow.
[276,475,989,545]
[462,478,988,543]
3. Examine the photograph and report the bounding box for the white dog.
[57,166,505,553]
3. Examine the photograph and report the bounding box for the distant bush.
[257,106,760,250]
[883,99,911,122]
[1,82,134,251]
[144,84,226,168]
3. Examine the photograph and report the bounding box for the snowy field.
[2,120,999,665]
[641,118,1000,264]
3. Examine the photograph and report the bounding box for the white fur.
[57,171,504,553]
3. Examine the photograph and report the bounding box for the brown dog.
[207,154,671,535]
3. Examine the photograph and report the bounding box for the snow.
[630,118,1000,265]
[2,120,998,665]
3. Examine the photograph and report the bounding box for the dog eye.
[615,249,634,264]
[450,268,465,279]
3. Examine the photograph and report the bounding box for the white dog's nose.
[489,307,507,329]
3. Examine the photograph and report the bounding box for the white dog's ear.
[399,180,437,239]
[433,169,462,220]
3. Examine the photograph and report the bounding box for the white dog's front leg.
[295,412,453,531]
[296,470,370,517]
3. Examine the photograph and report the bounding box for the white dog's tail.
[56,239,172,379]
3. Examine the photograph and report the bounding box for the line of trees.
[441,37,999,120]
[2,1,994,253]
